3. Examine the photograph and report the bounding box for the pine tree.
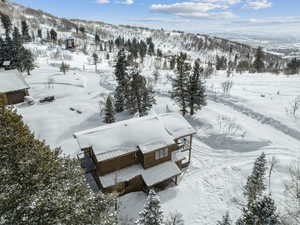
[217,212,231,225]
[238,196,281,225]
[104,96,115,124]
[37,28,42,39]
[114,48,128,112]
[20,48,35,75]
[60,62,69,75]
[21,20,31,42]
[0,13,12,37]
[0,108,118,225]
[125,67,155,116]
[95,33,100,49]
[50,28,57,42]
[135,189,164,225]
[92,53,99,72]
[253,47,265,73]
[170,55,176,70]
[244,153,267,204]
[236,153,281,225]
[187,60,207,115]
[171,53,190,116]
[142,83,156,116]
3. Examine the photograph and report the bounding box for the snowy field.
[16,46,300,225]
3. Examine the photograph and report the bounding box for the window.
[155,149,168,160]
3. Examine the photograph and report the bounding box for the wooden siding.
[142,145,175,169]
[0,93,8,106]
[5,89,28,105]
[102,175,145,195]
[97,151,139,176]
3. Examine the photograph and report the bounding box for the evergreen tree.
[187,60,207,115]
[95,32,100,49]
[170,55,176,70]
[114,49,128,112]
[21,20,31,42]
[104,96,115,124]
[244,152,267,204]
[125,67,155,116]
[20,48,35,75]
[217,212,231,225]
[114,86,125,113]
[253,47,265,73]
[50,28,57,42]
[286,58,300,75]
[37,28,42,39]
[237,196,281,225]
[60,62,69,75]
[171,52,190,116]
[0,13,12,37]
[135,189,164,225]
[0,108,117,225]
[92,53,99,72]
[236,153,281,225]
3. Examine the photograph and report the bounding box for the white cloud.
[96,0,110,3]
[150,2,238,19]
[202,0,241,5]
[151,2,228,14]
[128,17,190,23]
[243,0,272,10]
[118,0,134,4]
[235,16,300,25]
[96,0,134,4]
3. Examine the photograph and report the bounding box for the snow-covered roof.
[74,113,195,161]
[99,161,181,188]
[0,70,30,93]
[74,115,176,161]
[159,113,197,138]
[142,161,181,187]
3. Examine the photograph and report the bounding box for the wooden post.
[188,134,193,165]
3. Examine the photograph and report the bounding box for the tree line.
[0,13,35,74]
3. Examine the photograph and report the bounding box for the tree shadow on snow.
[198,134,271,153]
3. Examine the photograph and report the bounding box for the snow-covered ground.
[15,44,300,225]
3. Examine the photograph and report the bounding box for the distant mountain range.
[211,32,300,58]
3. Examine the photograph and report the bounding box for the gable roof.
[0,70,30,93]
[159,113,196,138]
[74,113,196,161]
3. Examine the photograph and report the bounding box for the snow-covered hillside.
[0,0,285,67]
[1,1,300,225]
[10,42,300,224]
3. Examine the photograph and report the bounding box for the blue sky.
[10,0,300,36]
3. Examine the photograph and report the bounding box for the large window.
[155,149,168,160]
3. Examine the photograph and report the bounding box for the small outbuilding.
[65,38,75,50]
[0,70,30,105]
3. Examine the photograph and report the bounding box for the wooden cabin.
[65,38,75,50]
[0,70,30,105]
[74,113,196,195]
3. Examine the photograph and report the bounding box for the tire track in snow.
[207,91,300,142]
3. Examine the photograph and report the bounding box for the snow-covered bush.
[217,115,245,139]
[135,189,164,225]
[222,80,234,96]
[165,211,184,225]
[286,95,300,118]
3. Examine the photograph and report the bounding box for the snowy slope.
[13,44,300,224]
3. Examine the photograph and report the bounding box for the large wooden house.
[0,70,30,105]
[74,113,196,195]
